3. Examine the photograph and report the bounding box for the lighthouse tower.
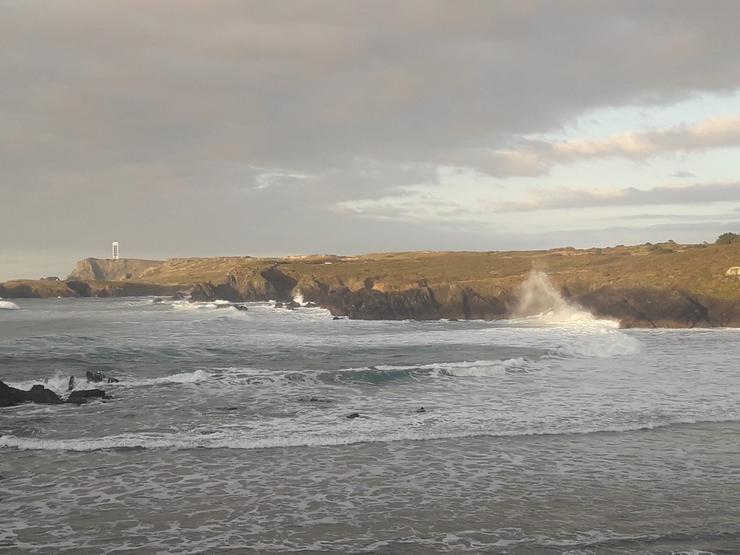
[112,241,120,260]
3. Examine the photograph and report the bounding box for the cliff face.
[68,258,164,281]
[0,279,179,299]
[4,243,740,327]
[176,243,740,328]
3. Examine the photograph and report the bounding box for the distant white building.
[112,241,120,260]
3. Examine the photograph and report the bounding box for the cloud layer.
[2,1,740,278]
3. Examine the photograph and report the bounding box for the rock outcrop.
[5,242,740,327]
[67,389,110,405]
[68,258,165,281]
[0,279,179,299]
[0,381,63,407]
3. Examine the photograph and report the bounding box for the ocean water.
[0,297,739,554]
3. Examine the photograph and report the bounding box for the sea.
[0,294,739,554]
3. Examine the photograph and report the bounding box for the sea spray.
[514,271,596,323]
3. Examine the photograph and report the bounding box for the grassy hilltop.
[3,239,740,327]
[93,241,740,300]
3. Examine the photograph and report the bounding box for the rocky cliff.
[0,279,179,299]
[4,242,740,327]
[68,258,164,281]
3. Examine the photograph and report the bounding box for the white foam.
[6,371,75,395]
[373,357,545,377]
[292,291,307,306]
[2,415,737,452]
[7,369,211,393]
[116,369,211,387]
[0,300,20,310]
[513,271,616,326]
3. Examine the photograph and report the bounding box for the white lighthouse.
[112,241,120,260]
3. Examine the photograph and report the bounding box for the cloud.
[494,182,740,212]
[669,170,697,179]
[463,115,740,177]
[2,1,740,276]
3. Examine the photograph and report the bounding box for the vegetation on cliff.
[3,238,740,327]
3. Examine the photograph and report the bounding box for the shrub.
[715,232,740,245]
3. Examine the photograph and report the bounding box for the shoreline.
[3,242,740,328]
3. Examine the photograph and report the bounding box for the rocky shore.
[3,241,740,328]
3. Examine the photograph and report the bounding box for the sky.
[2,1,740,280]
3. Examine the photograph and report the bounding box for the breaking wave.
[2,416,738,452]
[6,369,211,394]
[513,271,611,325]
[0,300,20,310]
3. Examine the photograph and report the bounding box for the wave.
[512,271,615,326]
[6,369,210,395]
[0,300,20,310]
[2,415,738,452]
[120,369,210,387]
[209,357,549,386]
[2,359,545,400]
[6,371,76,394]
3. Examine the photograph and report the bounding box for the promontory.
[3,239,740,328]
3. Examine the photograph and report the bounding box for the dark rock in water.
[346,412,360,419]
[298,397,333,403]
[0,381,26,407]
[274,302,284,308]
[152,297,164,304]
[190,281,242,303]
[1,380,63,407]
[172,291,187,300]
[286,300,300,309]
[333,316,342,320]
[233,304,248,311]
[86,370,119,384]
[25,385,63,404]
[67,389,110,405]
[416,406,426,413]
[68,376,76,391]
[224,406,238,411]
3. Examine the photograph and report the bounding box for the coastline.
[3,242,740,328]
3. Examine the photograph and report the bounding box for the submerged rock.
[86,371,119,384]
[67,389,110,405]
[346,412,360,419]
[0,380,63,407]
[298,397,333,403]
[416,406,426,413]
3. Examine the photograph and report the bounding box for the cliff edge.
[68,258,165,281]
[4,242,740,328]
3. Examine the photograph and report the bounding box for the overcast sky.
[2,1,740,280]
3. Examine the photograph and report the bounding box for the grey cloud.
[2,1,740,277]
[495,182,740,212]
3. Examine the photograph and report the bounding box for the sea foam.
[2,415,738,452]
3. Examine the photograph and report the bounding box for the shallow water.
[1,298,739,553]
